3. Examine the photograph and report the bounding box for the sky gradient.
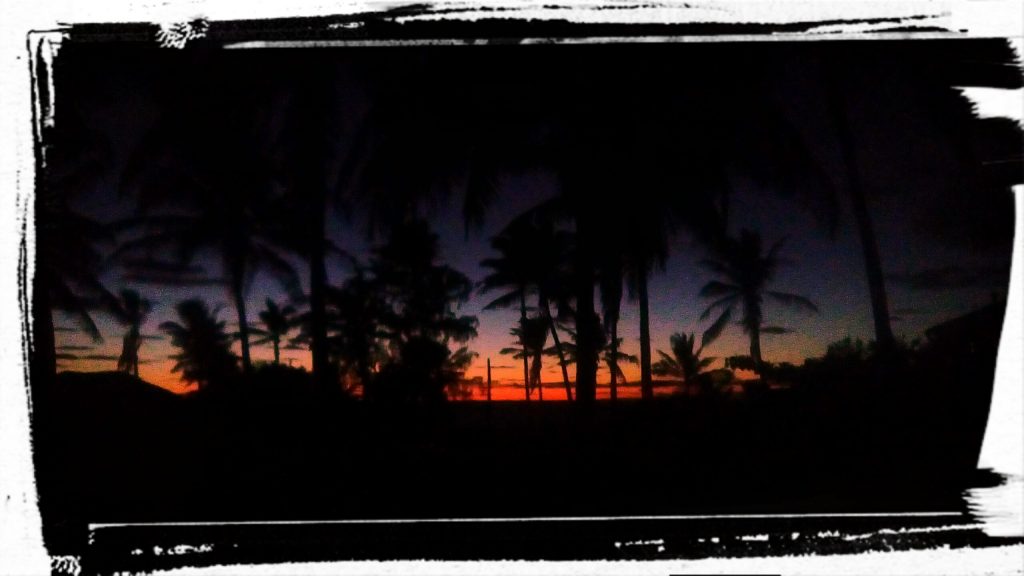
[50,42,1017,395]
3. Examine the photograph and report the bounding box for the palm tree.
[326,267,387,390]
[160,299,239,390]
[596,243,626,401]
[480,214,575,400]
[698,229,818,371]
[32,100,121,382]
[289,264,388,391]
[522,214,575,401]
[251,298,298,365]
[820,58,896,355]
[366,219,479,402]
[113,289,152,377]
[602,337,638,389]
[267,60,374,391]
[117,53,304,378]
[500,317,549,400]
[116,197,302,377]
[622,207,673,401]
[652,332,716,394]
[479,227,537,401]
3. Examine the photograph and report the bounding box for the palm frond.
[699,293,739,321]
[766,291,819,313]
[702,307,732,349]
[699,280,739,298]
[482,289,522,311]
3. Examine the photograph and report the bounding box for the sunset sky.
[50,42,1016,395]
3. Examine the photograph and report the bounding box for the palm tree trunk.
[541,295,573,401]
[573,221,598,404]
[609,318,618,402]
[826,63,895,355]
[750,324,763,372]
[288,72,334,392]
[131,324,141,377]
[638,265,653,400]
[231,275,252,376]
[848,183,895,352]
[273,337,280,365]
[520,291,531,401]
[536,362,543,401]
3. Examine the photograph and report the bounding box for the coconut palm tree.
[622,207,673,401]
[698,229,818,371]
[602,337,638,389]
[251,298,298,365]
[288,264,388,390]
[500,317,549,401]
[115,196,302,377]
[32,100,121,382]
[366,219,479,402]
[113,289,152,377]
[596,242,626,401]
[652,332,716,393]
[116,51,305,378]
[160,299,239,390]
[480,213,575,400]
[479,227,537,401]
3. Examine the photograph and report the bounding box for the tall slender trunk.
[131,324,141,377]
[609,318,619,402]
[290,71,334,391]
[273,337,280,365]
[826,61,895,355]
[638,266,653,400]
[486,357,492,402]
[520,290,531,401]
[536,361,543,401]
[541,294,572,401]
[848,182,895,352]
[573,199,599,403]
[750,323,763,373]
[574,273,598,403]
[231,274,252,376]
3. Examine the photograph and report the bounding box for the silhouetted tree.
[160,299,239,390]
[267,58,374,391]
[821,56,895,355]
[699,229,818,371]
[602,337,638,388]
[291,264,388,391]
[366,220,478,402]
[500,316,549,400]
[251,298,297,365]
[480,226,537,401]
[34,105,120,380]
[118,56,302,377]
[622,204,672,401]
[596,241,625,401]
[113,289,152,377]
[652,332,716,393]
[480,214,575,400]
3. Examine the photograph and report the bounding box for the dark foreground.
[33,348,1006,573]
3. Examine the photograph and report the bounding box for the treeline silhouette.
[34,43,1022,407]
